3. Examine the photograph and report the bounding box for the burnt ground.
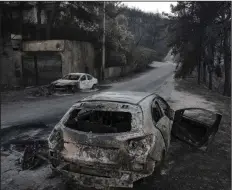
[1,76,231,190]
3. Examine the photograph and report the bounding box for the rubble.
[21,140,49,170]
[28,85,53,97]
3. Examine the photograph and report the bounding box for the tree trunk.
[202,50,207,83]
[0,7,2,41]
[208,44,215,90]
[34,56,38,85]
[46,3,59,40]
[19,3,23,37]
[197,38,203,85]
[197,62,201,84]
[135,35,143,47]
[223,28,231,96]
[203,60,206,83]
[36,3,42,40]
[209,70,212,90]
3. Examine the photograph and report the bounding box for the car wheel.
[134,152,166,187]
[153,151,166,176]
[92,84,97,89]
[67,86,76,93]
[71,86,78,93]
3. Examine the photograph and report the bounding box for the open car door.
[171,108,222,149]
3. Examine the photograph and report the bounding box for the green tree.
[168,2,231,96]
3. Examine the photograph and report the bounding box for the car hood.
[52,79,78,86]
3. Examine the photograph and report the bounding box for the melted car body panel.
[48,95,165,188]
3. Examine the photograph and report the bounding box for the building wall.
[0,39,22,89]
[23,40,96,81]
[62,41,95,77]
[23,40,65,52]
[1,41,14,88]
[104,65,133,79]
[104,67,122,79]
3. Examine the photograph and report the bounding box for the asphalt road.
[1,61,175,128]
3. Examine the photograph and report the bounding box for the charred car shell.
[47,91,222,189]
[51,73,98,92]
[48,92,167,188]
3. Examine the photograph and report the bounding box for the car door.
[151,99,172,150]
[86,74,94,89]
[156,96,172,120]
[79,75,88,89]
[172,108,222,150]
[156,97,173,147]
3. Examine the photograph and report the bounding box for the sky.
[122,2,177,14]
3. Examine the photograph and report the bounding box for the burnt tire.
[152,151,166,176]
[92,84,97,89]
[134,153,166,188]
[68,86,78,93]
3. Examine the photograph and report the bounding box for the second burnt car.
[48,91,222,189]
[50,73,98,92]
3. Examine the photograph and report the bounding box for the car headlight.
[127,135,153,151]
[126,135,154,159]
[48,128,64,150]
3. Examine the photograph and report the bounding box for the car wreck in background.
[50,73,98,92]
[46,91,222,189]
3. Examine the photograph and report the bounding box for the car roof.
[68,73,85,75]
[80,91,157,105]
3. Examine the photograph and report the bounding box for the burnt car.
[50,73,98,92]
[48,91,222,189]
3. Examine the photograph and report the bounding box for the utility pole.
[101,1,105,80]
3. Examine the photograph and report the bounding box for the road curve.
[1,61,175,128]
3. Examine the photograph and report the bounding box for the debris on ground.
[27,86,53,97]
[1,85,54,103]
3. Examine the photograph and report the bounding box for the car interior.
[65,109,132,133]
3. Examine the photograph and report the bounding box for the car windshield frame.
[63,74,81,80]
[61,101,144,134]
